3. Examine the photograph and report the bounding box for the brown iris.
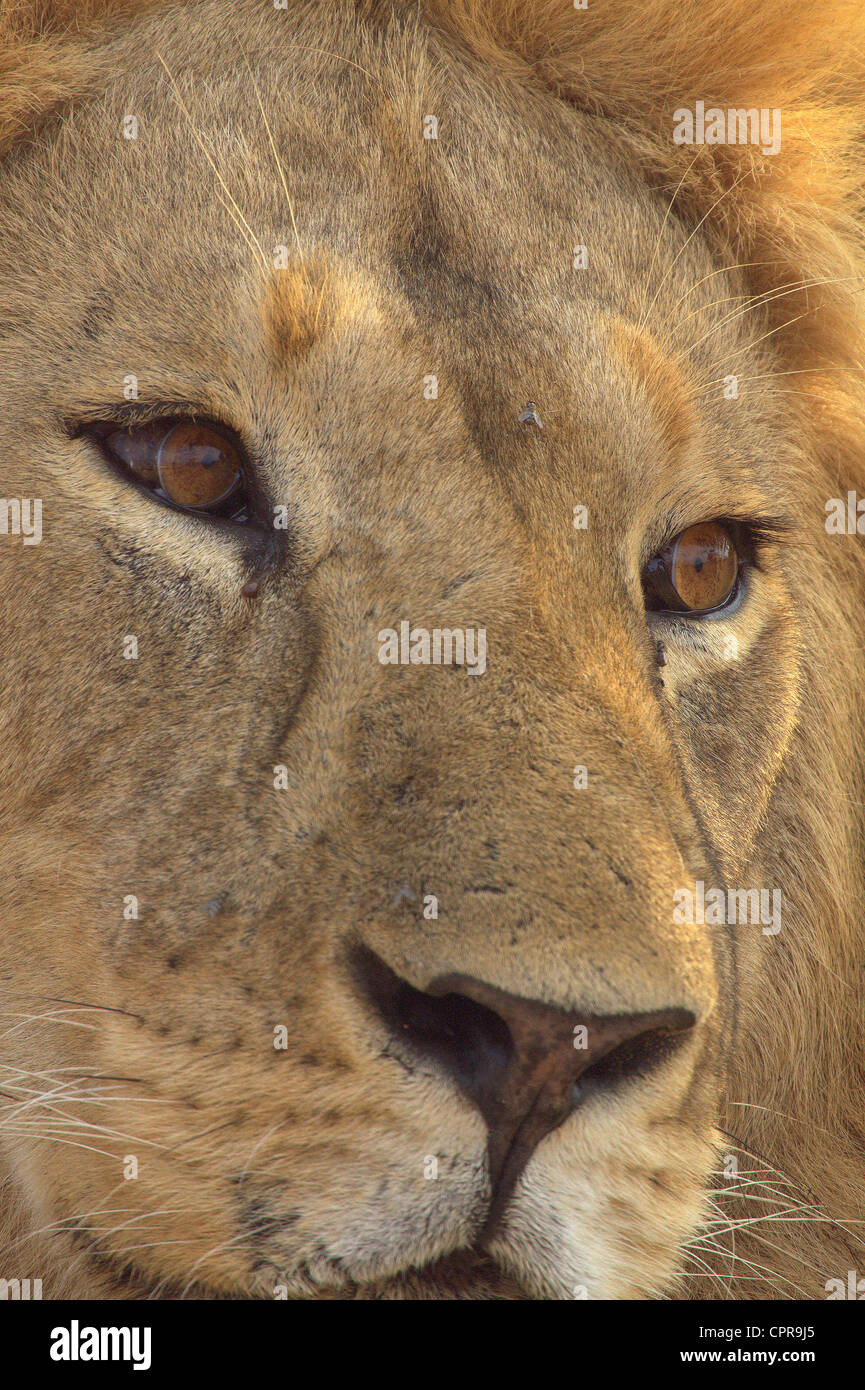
[102,419,244,514]
[644,521,739,614]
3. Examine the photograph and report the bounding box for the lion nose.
[355,948,696,1239]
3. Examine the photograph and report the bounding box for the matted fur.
[1,0,865,1299]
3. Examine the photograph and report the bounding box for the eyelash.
[650,516,787,568]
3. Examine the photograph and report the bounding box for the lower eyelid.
[666,570,747,624]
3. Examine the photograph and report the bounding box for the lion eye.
[643,521,739,615]
[101,419,246,516]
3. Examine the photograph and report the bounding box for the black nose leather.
[355,947,696,1239]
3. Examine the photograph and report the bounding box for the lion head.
[1,0,864,1300]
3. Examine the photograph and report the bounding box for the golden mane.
[4,0,865,388]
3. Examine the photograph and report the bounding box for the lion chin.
[2,0,865,1302]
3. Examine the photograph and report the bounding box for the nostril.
[396,983,516,1094]
[354,945,514,1093]
[576,1015,697,1099]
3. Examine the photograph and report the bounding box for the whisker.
[669,274,862,350]
[237,43,304,268]
[637,168,754,335]
[664,259,789,321]
[638,148,705,322]
[154,49,268,271]
[692,310,812,391]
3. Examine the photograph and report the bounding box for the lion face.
[1,0,863,1300]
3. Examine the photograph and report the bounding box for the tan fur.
[1,0,864,1299]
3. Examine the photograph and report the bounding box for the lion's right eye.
[94,419,248,518]
[643,521,740,616]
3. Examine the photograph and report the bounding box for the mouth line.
[321,1246,531,1300]
[478,1088,568,1246]
[397,1246,529,1296]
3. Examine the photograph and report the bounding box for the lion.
[1,0,864,1301]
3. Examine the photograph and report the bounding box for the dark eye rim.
[642,516,786,619]
[69,411,265,527]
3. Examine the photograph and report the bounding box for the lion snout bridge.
[354,946,696,1238]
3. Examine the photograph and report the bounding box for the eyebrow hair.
[61,398,226,433]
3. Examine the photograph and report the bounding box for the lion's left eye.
[643,521,740,615]
[97,419,246,517]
